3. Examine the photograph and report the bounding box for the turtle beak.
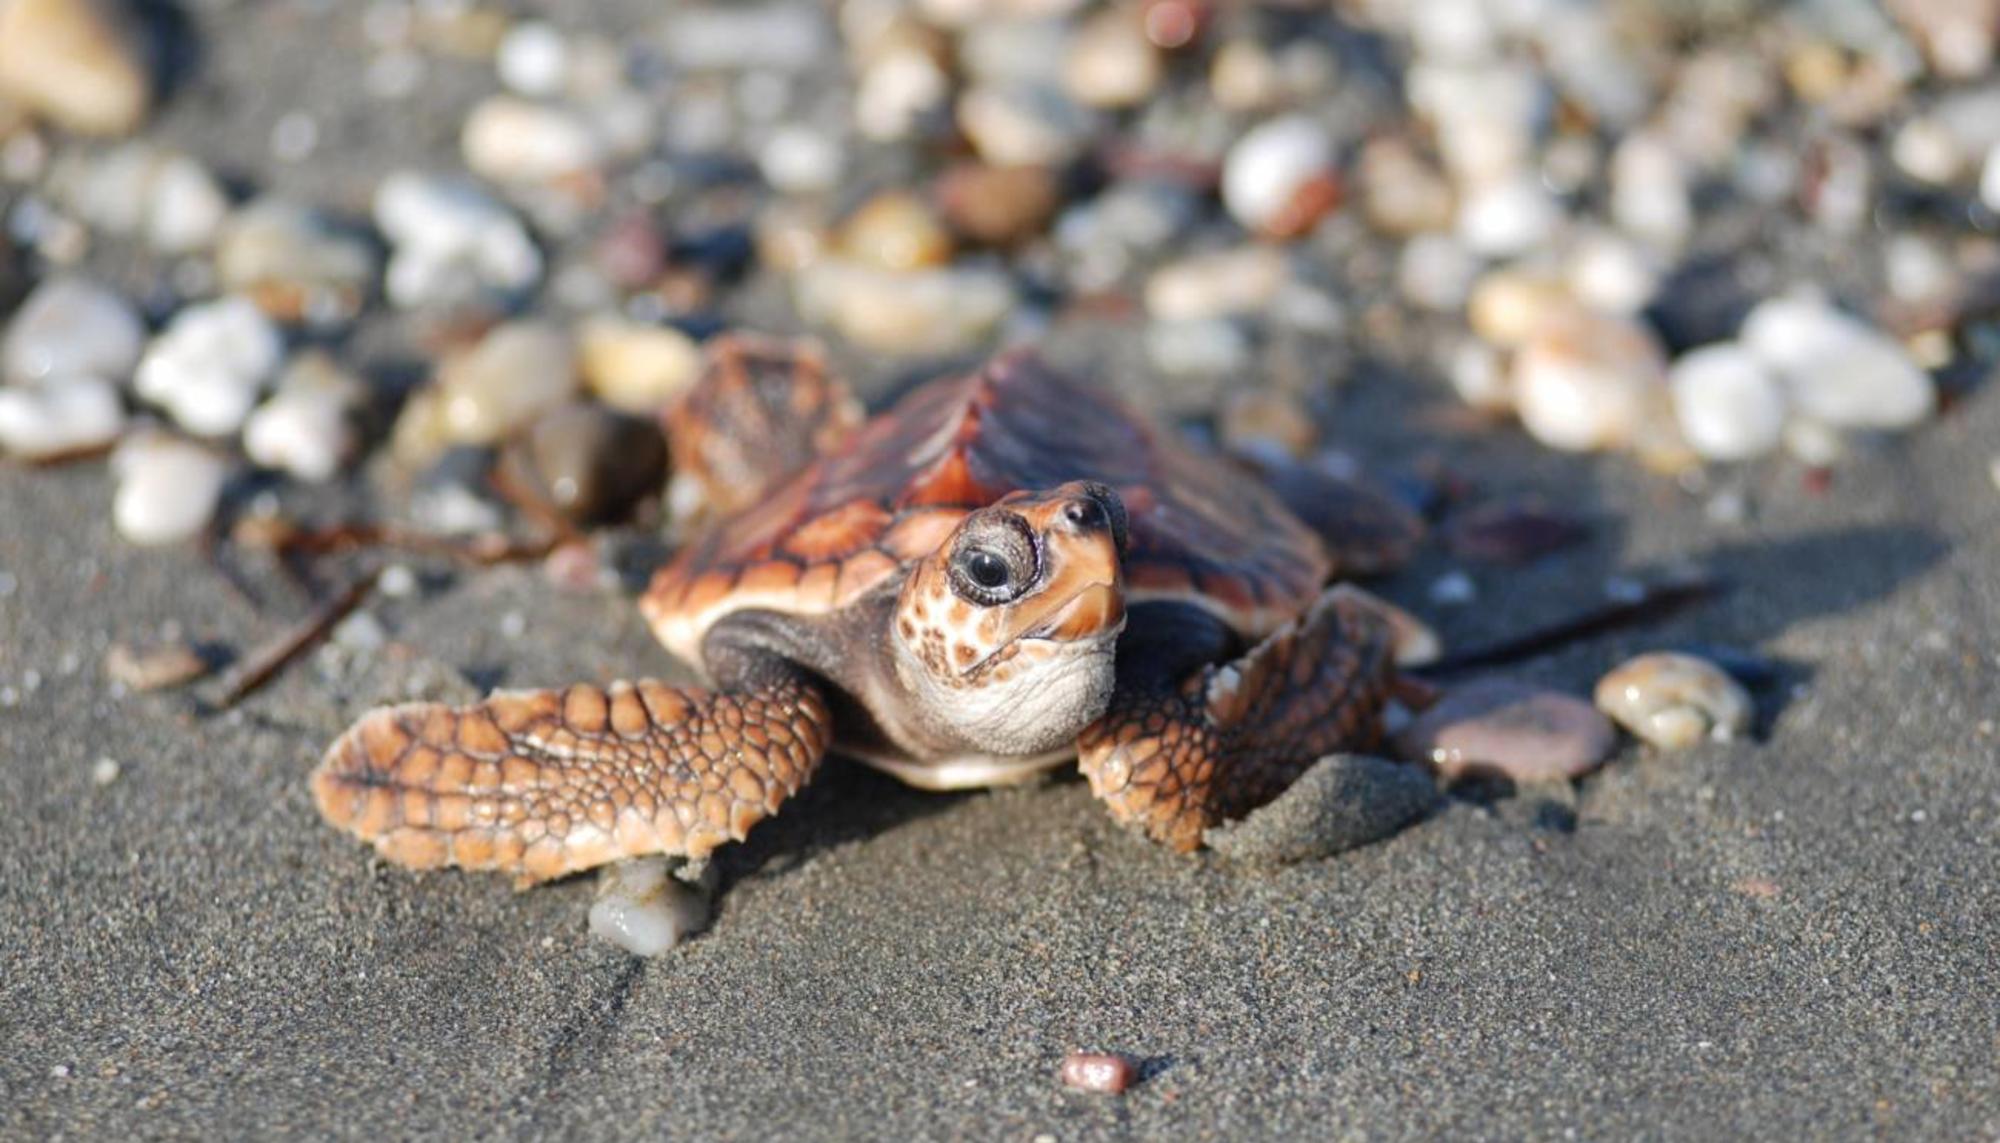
[1011,484,1127,645]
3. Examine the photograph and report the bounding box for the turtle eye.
[948,516,1037,606]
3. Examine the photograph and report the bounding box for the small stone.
[794,259,1013,355]
[408,448,504,536]
[1222,114,1337,237]
[589,857,710,956]
[373,171,544,308]
[1609,131,1693,254]
[331,610,387,653]
[1429,570,1477,605]
[0,372,123,459]
[758,125,844,195]
[1981,144,2000,214]
[461,96,602,185]
[497,402,667,526]
[1467,268,1577,349]
[1394,678,1616,783]
[1146,246,1287,322]
[1511,311,1667,452]
[1668,343,1787,462]
[1456,173,1558,258]
[242,352,363,482]
[1397,233,1480,312]
[1356,136,1454,237]
[1740,297,1936,430]
[1564,229,1659,316]
[855,44,950,142]
[1206,754,1434,864]
[1782,418,1846,467]
[577,317,700,414]
[837,192,953,271]
[1447,339,1510,413]
[1063,10,1161,109]
[935,162,1058,247]
[215,198,378,324]
[1058,1051,1137,1095]
[0,0,151,135]
[103,639,209,691]
[134,297,285,438]
[958,83,1094,167]
[496,21,569,97]
[269,111,318,162]
[1441,501,1588,565]
[378,563,419,598]
[2,276,144,384]
[110,433,229,546]
[431,321,576,448]
[90,756,120,785]
[49,143,228,254]
[1144,317,1251,379]
[1218,386,1314,458]
[1595,651,1754,751]
[1209,38,1282,112]
[1891,116,1965,185]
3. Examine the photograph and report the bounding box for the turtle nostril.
[1064,498,1106,531]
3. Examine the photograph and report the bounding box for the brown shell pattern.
[643,351,1329,664]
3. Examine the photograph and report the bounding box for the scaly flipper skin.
[312,674,832,886]
[1076,586,1398,852]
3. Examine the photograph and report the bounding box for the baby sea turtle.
[314,338,1413,884]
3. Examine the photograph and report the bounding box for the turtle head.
[893,481,1129,755]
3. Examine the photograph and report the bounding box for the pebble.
[1441,502,1588,565]
[1393,679,1616,783]
[134,297,285,438]
[759,125,844,195]
[103,639,210,691]
[577,317,701,414]
[1668,343,1787,462]
[496,21,569,97]
[2,276,144,384]
[215,198,378,324]
[1222,114,1338,237]
[1146,246,1287,322]
[1447,339,1510,412]
[50,143,229,254]
[957,83,1094,167]
[1891,116,1964,185]
[1357,136,1455,237]
[1058,1052,1136,1095]
[0,371,123,459]
[1564,229,1658,316]
[432,321,577,447]
[1456,174,1559,258]
[1429,569,1477,605]
[1397,233,1480,312]
[1063,10,1161,109]
[935,162,1058,247]
[1609,131,1693,254]
[837,192,954,271]
[1594,652,1754,750]
[1982,144,2000,214]
[0,0,152,135]
[110,434,229,546]
[461,96,602,184]
[1209,39,1282,111]
[589,858,710,957]
[373,171,544,308]
[854,43,950,142]
[1739,297,1936,430]
[1466,268,1577,349]
[1205,752,1434,865]
[498,402,667,526]
[1145,318,1251,379]
[242,352,363,482]
[794,259,1013,355]
[1511,311,1667,452]
[408,448,504,535]
[90,756,120,785]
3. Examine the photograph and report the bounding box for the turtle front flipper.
[312,671,832,886]
[1077,587,1398,852]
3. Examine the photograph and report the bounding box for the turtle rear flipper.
[1077,587,1398,852]
[313,671,832,887]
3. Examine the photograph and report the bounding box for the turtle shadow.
[709,756,967,889]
